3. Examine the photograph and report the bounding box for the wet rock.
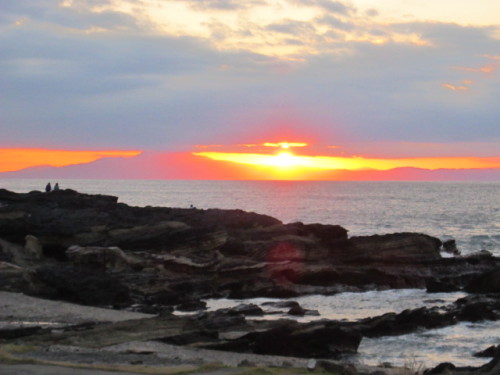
[348,233,442,264]
[443,239,460,255]
[262,300,302,309]
[426,278,461,293]
[176,299,207,312]
[245,322,362,359]
[228,304,264,316]
[454,295,500,322]
[465,268,500,294]
[288,304,307,316]
[474,345,500,358]
[477,350,500,375]
[287,304,320,317]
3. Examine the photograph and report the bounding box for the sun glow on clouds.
[0,149,142,173]
[193,142,500,180]
[79,0,436,57]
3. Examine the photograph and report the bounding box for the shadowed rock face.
[0,188,499,307]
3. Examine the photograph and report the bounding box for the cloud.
[453,63,499,74]
[0,0,148,32]
[442,83,469,91]
[266,20,317,35]
[0,1,498,155]
[287,0,355,15]
[181,0,266,11]
[316,15,355,31]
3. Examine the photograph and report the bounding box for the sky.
[0,0,499,180]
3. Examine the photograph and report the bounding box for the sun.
[272,151,297,168]
[192,140,500,180]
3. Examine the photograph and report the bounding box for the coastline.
[1,188,499,375]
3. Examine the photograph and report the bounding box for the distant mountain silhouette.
[1,152,499,181]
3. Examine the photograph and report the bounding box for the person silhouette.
[45,183,52,192]
[54,183,60,191]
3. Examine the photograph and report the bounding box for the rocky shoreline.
[1,188,499,374]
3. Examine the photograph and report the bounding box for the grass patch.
[0,344,226,374]
[0,345,343,375]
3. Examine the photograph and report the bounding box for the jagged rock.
[0,237,41,266]
[176,299,207,312]
[348,233,442,264]
[244,322,362,358]
[443,239,460,255]
[426,278,461,293]
[33,265,131,307]
[474,345,500,358]
[0,261,32,293]
[288,304,307,316]
[262,301,302,309]
[465,268,500,293]
[287,304,320,317]
[66,245,142,272]
[1,188,500,310]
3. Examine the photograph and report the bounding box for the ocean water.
[1,179,499,367]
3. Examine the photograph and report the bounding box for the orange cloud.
[442,83,469,91]
[0,148,142,173]
[452,63,499,74]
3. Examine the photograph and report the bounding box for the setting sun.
[273,152,298,168]
[193,141,500,180]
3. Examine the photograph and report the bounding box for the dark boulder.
[442,239,460,255]
[176,299,207,312]
[348,233,442,264]
[34,265,131,307]
[474,345,500,358]
[246,322,361,358]
[465,268,500,294]
[426,278,461,293]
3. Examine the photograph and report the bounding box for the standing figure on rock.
[45,182,52,192]
[54,182,60,191]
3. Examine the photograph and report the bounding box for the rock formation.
[1,188,500,371]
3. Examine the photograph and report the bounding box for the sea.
[2,179,499,368]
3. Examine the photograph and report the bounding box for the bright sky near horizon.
[0,0,499,179]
